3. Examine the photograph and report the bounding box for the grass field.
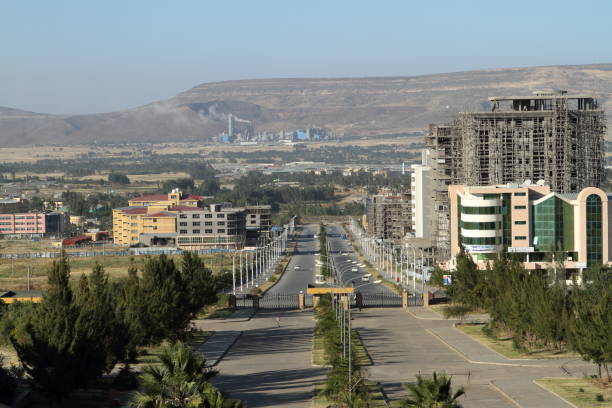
[536,378,612,408]
[0,252,234,290]
[456,324,578,359]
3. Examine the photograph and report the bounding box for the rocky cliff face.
[1,64,611,146]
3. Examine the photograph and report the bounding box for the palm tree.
[400,372,465,408]
[129,341,241,408]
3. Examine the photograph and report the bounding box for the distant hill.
[1,63,611,146]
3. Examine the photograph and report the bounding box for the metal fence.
[235,293,306,310]
[0,246,235,260]
[358,292,403,308]
[258,293,300,310]
[407,294,423,307]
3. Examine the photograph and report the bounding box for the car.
[294,265,301,270]
[351,267,358,272]
[361,275,371,282]
[315,274,325,284]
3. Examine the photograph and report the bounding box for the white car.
[351,267,358,272]
[315,274,325,284]
[294,265,301,270]
[361,275,371,282]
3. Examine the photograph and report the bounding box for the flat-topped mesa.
[488,89,600,112]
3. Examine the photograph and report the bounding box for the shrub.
[112,366,139,391]
[0,365,17,405]
[596,394,605,402]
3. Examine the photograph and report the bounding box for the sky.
[1,0,612,115]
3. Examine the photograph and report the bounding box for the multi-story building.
[0,212,69,238]
[112,189,270,249]
[244,205,272,233]
[0,198,28,214]
[410,150,433,240]
[429,90,606,259]
[448,183,611,275]
[365,190,412,242]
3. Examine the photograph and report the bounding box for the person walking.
[275,314,281,327]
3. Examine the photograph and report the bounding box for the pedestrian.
[275,314,281,327]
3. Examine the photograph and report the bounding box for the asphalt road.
[326,223,396,295]
[267,224,317,294]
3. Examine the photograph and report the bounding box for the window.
[217,221,225,226]
[205,221,213,226]
[205,214,212,218]
[514,192,526,196]
[461,206,500,215]
[218,229,225,233]
[193,229,200,234]
[586,194,602,266]
[461,236,501,245]
[192,222,200,226]
[192,214,200,218]
[179,222,187,226]
[514,236,527,240]
[250,214,256,218]
[153,226,157,230]
[217,213,225,218]
[514,205,527,210]
[250,220,256,224]
[461,221,500,230]
[180,229,187,234]
[205,229,213,234]
[514,220,527,225]
[179,214,187,219]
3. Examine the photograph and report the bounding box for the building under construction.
[365,190,412,242]
[427,90,606,258]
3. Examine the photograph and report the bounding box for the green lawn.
[456,324,577,359]
[536,378,612,408]
[313,381,388,408]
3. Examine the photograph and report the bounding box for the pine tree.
[10,255,81,403]
[140,255,190,343]
[180,252,217,318]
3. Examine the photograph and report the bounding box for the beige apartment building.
[448,183,611,275]
[112,189,271,249]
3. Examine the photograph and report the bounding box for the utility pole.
[232,254,236,295]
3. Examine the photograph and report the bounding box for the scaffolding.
[365,191,412,243]
[427,90,606,261]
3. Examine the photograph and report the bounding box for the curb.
[209,331,243,367]
[452,323,565,362]
[489,380,523,407]
[259,240,298,296]
[532,379,579,408]
[425,328,548,368]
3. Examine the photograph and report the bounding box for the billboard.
[462,244,497,253]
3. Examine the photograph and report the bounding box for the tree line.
[0,252,236,406]
[447,253,612,381]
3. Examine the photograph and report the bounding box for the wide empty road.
[213,224,324,407]
[267,224,317,294]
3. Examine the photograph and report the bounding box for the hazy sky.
[2,0,611,114]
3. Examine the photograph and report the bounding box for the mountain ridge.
[1,63,611,146]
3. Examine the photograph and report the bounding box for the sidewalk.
[197,330,242,366]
